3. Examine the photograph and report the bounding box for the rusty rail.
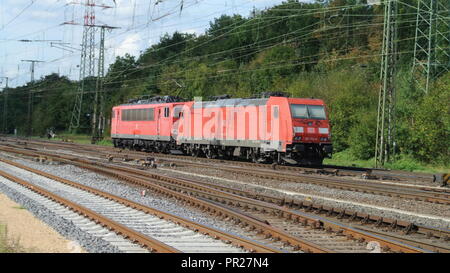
[0,157,281,253]
[0,168,179,253]
[4,138,448,204]
[0,136,438,183]
[0,147,332,253]
[0,145,430,253]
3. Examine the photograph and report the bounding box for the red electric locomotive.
[111,94,332,165]
[175,95,332,165]
[111,96,186,152]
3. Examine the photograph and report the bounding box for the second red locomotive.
[111,94,332,165]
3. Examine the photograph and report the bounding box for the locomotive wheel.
[205,149,212,159]
[251,152,258,163]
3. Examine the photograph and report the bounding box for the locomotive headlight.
[294,136,302,141]
[320,137,329,142]
[318,128,329,134]
[294,127,304,133]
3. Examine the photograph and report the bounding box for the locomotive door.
[111,109,118,134]
[156,108,160,136]
[158,106,171,138]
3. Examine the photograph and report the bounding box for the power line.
[0,0,35,31]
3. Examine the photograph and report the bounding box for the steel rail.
[1,144,448,250]
[348,226,450,253]
[113,165,450,252]
[10,138,449,197]
[0,145,429,253]
[0,157,280,253]
[128,155,449,196]
[3,138,448,203]
[82,159,450,252]
[0,136,438,183]
[0,146,332,253]
[172,162,450,204]
[0,169,179,253]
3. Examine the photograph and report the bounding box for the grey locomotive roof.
[119,95,185,106]
[118,97,270,108]
[193,98,269,108]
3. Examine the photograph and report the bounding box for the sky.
[0,0,293,88]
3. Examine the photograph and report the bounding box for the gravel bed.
[0,153,257,240]
[0,177,121,253]
[152,165,450,229]
[0,164,246,253]
[2,148,449,237]
[34,143,440,188]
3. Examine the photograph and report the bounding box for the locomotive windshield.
[290,104,326,120]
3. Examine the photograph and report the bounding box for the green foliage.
[287,69,377,153]
[384,154,426,172]
[348,111,377,160]
[409,74,450,163]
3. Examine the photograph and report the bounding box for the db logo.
[366,241,381,253]
[67,241,82,253]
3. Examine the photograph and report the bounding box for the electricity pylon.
[21,59,44,137]
[65,1,116,134]
[375,0,398,167]
[412,0,450,94]
[91,26,107,144]
[0,76,8,134]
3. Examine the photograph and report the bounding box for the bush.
[348,111,377,160]
[409,75,450,163]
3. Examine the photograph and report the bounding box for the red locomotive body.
[111,95,332,165]
[176,96,332,164]
[111,97,185,152]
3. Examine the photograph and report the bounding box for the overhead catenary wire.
[4,17,387,95]
[3,7,423,95]
[0,0,426,93]
[6,30,445,99]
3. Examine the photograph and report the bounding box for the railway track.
[0,159,281,253]
[0,145,435,253]
[0,136,440,184]
[0,169,176,253]
[3,139,448,206]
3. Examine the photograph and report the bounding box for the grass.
[0,224,27,253]
[36,133,113,147]
[324,150,450,174]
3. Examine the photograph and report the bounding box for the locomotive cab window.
[290,104,308,119]
[173,106,183,118]
[291,104,326,120]
[164,107,170,118]
[308,105,326,120]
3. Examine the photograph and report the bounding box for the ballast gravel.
[153,165,450,229]
[0,179,121,253]
[1,150,448,234]
[0,153,254,238]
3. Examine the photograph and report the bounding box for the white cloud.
[115,32,142,57]
[29,10,59,20]
[181,28,201,35]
